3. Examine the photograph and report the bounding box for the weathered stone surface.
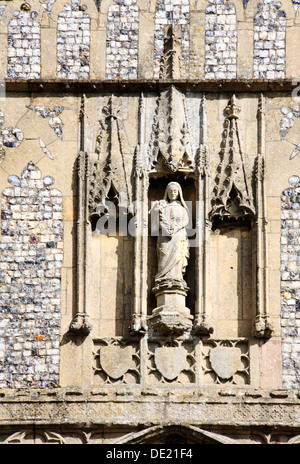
[209,347,241,380]
[0,0,299,445]
[154,346,187,380]
[99,345,133,380]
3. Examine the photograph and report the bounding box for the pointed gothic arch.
[116,424,238,444]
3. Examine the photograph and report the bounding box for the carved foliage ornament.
[158,25,185,81]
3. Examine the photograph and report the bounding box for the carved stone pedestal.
[149,282,193,334]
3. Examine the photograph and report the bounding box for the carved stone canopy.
[87,95,131,222]
[147,86,194,174]
[209,95,255,225]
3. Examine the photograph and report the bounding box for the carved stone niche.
[147,177,196,335]
[73,95,135,340]
[132,83,213,335]
[208,95,273,340]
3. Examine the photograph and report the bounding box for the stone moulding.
[91,335,255,388]
[73,93,133,336]
[254,94,274,339]
[2,79,298,94]
[148,305,193,335]
[3,422,300,444]
[0,387,299,433]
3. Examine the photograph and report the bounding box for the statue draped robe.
[153,199,189,284]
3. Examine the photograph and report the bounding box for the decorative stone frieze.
[0,387,298,443]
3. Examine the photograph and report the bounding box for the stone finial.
[225,95,241,120]
[159,24,184,80]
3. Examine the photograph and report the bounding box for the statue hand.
[161,224,173,237]
[168,226,174,236]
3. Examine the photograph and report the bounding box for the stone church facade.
[0,0,299,444]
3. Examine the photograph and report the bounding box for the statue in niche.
[152,182,190,289]
[149,182,192,334]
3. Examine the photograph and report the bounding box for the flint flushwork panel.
[253,0,286,79]
[204,0,237,79]
[0,5,6,20]
[106,0,139,80]
[0,162,63,388]
[7,9,41,79]
[57,2,90,79]
[1,0,299,81]
[281,178,300,389]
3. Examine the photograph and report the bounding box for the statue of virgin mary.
[151,182,190,289]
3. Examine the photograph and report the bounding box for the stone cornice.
[2,79,297,94]
[0,387,299,428]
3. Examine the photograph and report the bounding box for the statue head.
[166,182,180,202]
[163,182,185,205]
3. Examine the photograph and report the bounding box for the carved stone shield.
[100,346,133,380]
[154,346,186,380]
[209,347,241,380]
